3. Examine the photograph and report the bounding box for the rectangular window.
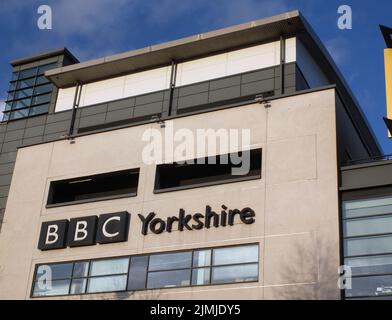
[32,243,259,297]
[343,195,392,299]
[47,168,140,206]
[154,149,262,193]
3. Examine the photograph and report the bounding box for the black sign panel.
[38,220,68,250]
[67,216,98,247]
[96,212,130,244]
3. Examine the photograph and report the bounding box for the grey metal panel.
[0,175,12,187]
[208,86,241,103]
[135,91,165,105]
[242,68,275,83]
[4,129,24,142]
[177,92,209,110]
[78,113,106,128]
[107,98,135,112]
[1,140,22,153]
[241,78,275,96]
[0,133,5,144]
[0,124,6,133]
[0,152,17,165]
[178,83,209,97]
[46,111,72,123]
[44,121,70,134]
[26,115,47,127]
[284,86,296,94]
[23,136,45,145]
[0,186,10,198]
[133,102,163,117]
[24,125,45,138]
[0,197,8,209]
[105,108,133,123]
[6,120,27,131]
[0,163,13,176]
[284,74,296,88]
[341,161,392,190]
[43,133,67,142]
[284,62,296,75]
[80,103,108,117]
[209,76,241,90]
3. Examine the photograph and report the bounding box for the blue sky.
[1,0,392,154]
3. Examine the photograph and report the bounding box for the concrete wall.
[0,88,341,300]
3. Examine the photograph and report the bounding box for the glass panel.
[19,67,37,79]
[29,104,49,116]
[11,72,18,81]
[149,252,192,271]
[193,250,211,267]
[127,256,148,291]
[70,278,87,294]
[13,98,31,110]
[147,269,191,289]
[72,261,89,278]
[345,255,392,276]
[33,279,70,297]
[34,84,53,95]
[32,93,51,105]
[345,235,392,256]
[7,92,14,101]
[36,75,50,86]
[343,197,392,219]
[4,102,12,111]
[191,267,210,285]
[14,88,33,99]
[213,245,258,266]
[8,82,16,91]
[346,275,392,298]
[87,275,127,293]
[90,257,129,276]
[36,263,73,280]
[38,63,58,74]
[2,112,10,122]
[344,215,392,237]
[10,108,29,120]
[17,77,35,89]
[211,263,258,284]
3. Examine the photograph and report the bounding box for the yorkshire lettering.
[138,205,255,235]
[38,212,129,250]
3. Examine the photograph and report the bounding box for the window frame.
[31,243,259,298]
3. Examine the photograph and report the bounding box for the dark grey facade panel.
[0,163,14,176]
[24,125,45,138]
[135,91,166,106]
[133,101,164,118]
[80,103,108,117]
[23,136,45,145]
[5,120,27,132]
[0,186,9,198]
[208,86,241,103]
[4,129,25,143]
[26,115,47,128]
[341,161,392,190]
[241,78,275,96]
[242,68,275,84]
[105,108,133,123]
[0,152,17,165]
[78,113,106,128]
[46,111,72,124]
[1,140,22,153]
[0,175,12,187]
[107,98,135,112]
[44,121,70,135]
[209,76,241,91]
[178,83,209,97]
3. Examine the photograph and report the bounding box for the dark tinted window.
[47,169,139,206]
[154,149,262,192]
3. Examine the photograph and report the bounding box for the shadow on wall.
[267,234,341,300]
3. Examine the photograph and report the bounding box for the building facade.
[0,11,388,299]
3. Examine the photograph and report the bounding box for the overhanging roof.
[45,10,302,87]
[41,9,382,157]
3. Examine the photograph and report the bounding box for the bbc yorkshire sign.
[38,205,255,251]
